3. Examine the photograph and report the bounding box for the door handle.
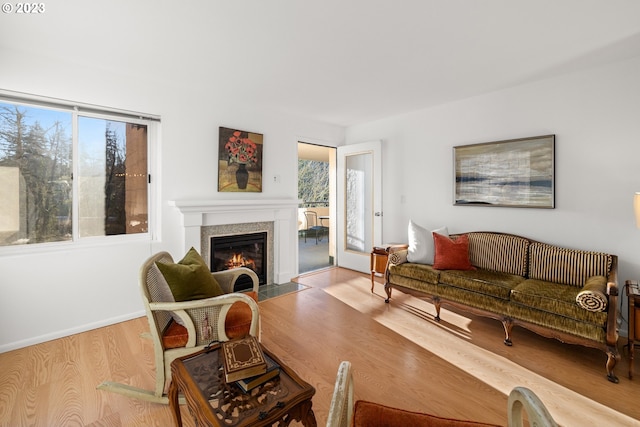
[374,212,383,217]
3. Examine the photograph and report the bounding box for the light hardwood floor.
[1,267,640,426]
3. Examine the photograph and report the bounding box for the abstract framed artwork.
[453,134,555,208]
[218,127,263,192]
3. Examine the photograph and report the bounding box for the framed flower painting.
[218,127,263,192]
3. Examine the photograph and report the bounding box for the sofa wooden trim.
[383,232,620,383]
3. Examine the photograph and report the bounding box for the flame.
[225,253,256,270]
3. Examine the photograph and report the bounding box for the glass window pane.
[345,152,372,253]
[78,117,148,237]
[298,159,329,206]
[0,103,72,246]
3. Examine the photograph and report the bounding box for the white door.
[336,140,382,273]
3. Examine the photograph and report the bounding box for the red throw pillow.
[432,233,474,270]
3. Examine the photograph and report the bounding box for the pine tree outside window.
[0,94,156,248]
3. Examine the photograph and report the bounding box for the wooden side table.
[370,244,408,292]
[169,342,317,427]
[626,280,640,379]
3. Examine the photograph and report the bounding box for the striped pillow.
[467,232,530,277]
[528,243,612,287]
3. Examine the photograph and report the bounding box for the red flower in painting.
[225,130,258,165]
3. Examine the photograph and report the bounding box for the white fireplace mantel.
[169,199,301,284]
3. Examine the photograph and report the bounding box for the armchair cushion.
[162,319,190,349]
[352,400,501,427]
[155,247,224,302]
[225,291,260,339]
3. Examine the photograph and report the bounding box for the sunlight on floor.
[324,280,638,426]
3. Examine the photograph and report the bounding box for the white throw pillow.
[407,220,448,265]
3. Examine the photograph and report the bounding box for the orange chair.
[326,361,558,427]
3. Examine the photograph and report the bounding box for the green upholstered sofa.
[384,231,620,383]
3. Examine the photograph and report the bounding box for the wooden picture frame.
[218,127,263,192]
[453,135,555,208]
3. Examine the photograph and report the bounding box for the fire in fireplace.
[210,232,267,291]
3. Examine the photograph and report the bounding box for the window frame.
[0,90,160,255]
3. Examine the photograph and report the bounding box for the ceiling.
[3,0,640,127]
[298,143,332,162]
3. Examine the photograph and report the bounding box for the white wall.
[0,48,344,352]
[346,56,640,336]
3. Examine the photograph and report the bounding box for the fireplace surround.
[169,199,300,285]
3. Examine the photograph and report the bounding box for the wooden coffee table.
[169,342,317,427]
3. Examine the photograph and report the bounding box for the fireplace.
[210,232,267,291]
[171,198,299,285]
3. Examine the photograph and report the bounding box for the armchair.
[98,251,260,404]
[327,361,558,427]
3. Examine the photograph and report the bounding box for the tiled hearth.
[169,199,300,284]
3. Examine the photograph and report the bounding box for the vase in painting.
[236,163,249,189]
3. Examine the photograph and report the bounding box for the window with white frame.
[0,94,157,247]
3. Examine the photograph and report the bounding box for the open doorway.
[297,142,336,274]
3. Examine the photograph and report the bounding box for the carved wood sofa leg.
[606,346,620,383]
[384,283,392,303]
[434,297,441,322]
[503,318,513,346]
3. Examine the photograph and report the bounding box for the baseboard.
[0,310,145,354]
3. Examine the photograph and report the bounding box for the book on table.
[235,353,281,392]
[221,335,267,383]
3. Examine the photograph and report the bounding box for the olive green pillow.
[155,247,223,302]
